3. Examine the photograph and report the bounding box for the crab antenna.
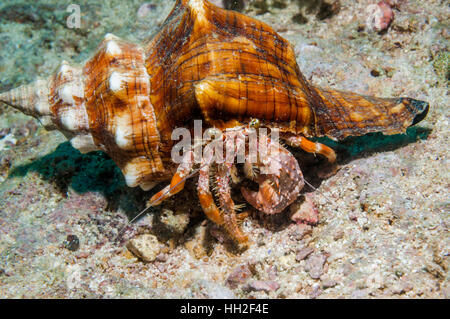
[115,165,205,240]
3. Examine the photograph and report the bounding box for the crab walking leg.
[148,150,194,206]
[281,134,337,163]
[216,161,249,244]
[197,143,226,226]
[197,141,248,244]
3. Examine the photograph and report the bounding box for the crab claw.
[241,142,304,214]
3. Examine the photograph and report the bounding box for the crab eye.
[249,118,260,129]
[204,127,222,140]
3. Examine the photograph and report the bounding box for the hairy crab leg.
[148,150,194,206]
[197,143,226,226]
[281,133,337,163]
[216,127,250,243]
[216,162,248,243]
[197,135,249,244]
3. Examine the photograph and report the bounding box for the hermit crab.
[0,0,429,244]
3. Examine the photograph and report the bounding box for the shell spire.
[0,79,54,129]
[1,59,93,145]
[0,33,165,191]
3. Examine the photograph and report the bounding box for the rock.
[245,280,280,292]
[292,0,340,24]
[184,240,208,259]
[226,264,253,288]
[304,253,328,279]
[316,0,341,20]
[155,253,167,262]
[365,1,394,32]
[333,230,344,240]
[64,234,80,251]
[321,279,338,289]
[154,208,190,240]
[256,232,266,246]
[290,193,319,225]
[126,234,161,263]
[289,224,313,241]
[250,0,269,15]
[309,283,322,299]
[296,246,314,261]
[224,0,246,12]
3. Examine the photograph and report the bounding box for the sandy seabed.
[0,0,448,298]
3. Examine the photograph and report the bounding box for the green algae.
[433,51,450,81]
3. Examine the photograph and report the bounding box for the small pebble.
[365,1,394,32]
[76,251,90,259]
[321,279,338,289]
[290,193,319,225]
[309,283,322,299]
[126,234,161,262]
[256,232,266,246]
[370,69,381,77]
[245,280,280,293]
[351,288,370,299]
[64,234,80,251]
[156,208,190,237]
[296,246,314,261]
[226,264,253,288]
[333,230,344,240]
[289,224,313,240]
[304,253,328,279]
[155,253,167,262]
[0,128,11,138]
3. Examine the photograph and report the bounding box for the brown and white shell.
[0,0,429,192]
[1,33,163,190]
